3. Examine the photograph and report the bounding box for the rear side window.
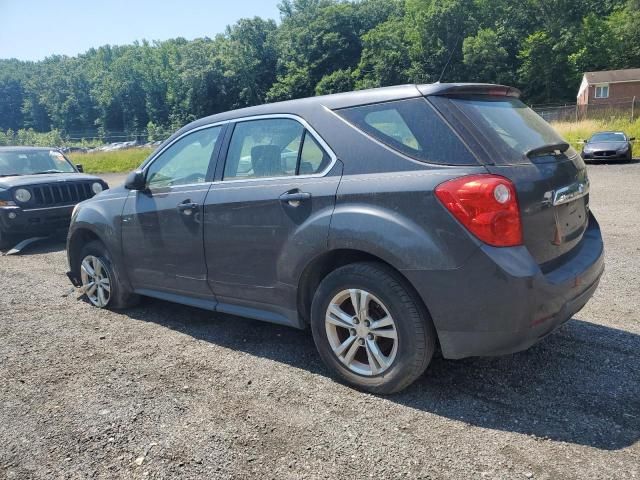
[299,132,331,174]
[336,98,477,165]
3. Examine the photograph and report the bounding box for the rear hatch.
[429,93,590,266]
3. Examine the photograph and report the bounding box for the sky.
[0,0,282,61]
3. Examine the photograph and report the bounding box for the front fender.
[67,190,129,285]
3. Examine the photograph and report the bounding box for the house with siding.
[577,68,640,105]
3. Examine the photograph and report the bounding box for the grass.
[67,148,154,174]
[551,118,640,151]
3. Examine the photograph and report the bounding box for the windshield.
[589,132,626,142]
[448,96,566,159]
[0,150,76,176]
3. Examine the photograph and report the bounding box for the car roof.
[179,83,521,134]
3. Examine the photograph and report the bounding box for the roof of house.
[584,68,640,84]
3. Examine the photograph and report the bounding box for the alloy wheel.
[325,289,398,376]
[80,255,111,308]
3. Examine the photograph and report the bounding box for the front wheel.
[78,241,138,309]
[0,231,16,250]
[310,262,436,394]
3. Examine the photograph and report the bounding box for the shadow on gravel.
[127,299,640,451]
[1,236,66,256]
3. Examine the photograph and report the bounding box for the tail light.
[435,174,522,247]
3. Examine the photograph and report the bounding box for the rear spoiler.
[417,83,521,98]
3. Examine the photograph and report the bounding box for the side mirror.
[125,169,146,191]
[630,137,636,141]
[75,164,84,172]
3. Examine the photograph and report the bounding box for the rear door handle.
[279,191,311,207]
[177,200,199,215]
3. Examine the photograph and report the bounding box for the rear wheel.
[310,262,436,394]
[78,241,138,309]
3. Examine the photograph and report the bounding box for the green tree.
[315,69,355,95]
[355,18,411,88]
[463,28,513,84]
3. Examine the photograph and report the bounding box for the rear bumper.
[0,205,74,236]
[403,213,604,359]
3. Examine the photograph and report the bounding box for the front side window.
[146,126,222,188]
[595,85,609,98]
[223,118,330,180]
[336,98,477,165]
[0,150,76,176]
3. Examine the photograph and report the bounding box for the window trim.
[216,114,337,184]
[594,84,609,99]
[141,123,228,188]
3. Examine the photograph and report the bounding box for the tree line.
[0,0,638,138]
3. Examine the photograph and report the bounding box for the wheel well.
[68,229,102,277]
[297,249,427,325]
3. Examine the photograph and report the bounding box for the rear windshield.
[589,132,626,142]
[448,97,565,159]
[336,98,477,165]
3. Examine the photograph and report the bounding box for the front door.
[122,125,224,299]
[204,117,341,314]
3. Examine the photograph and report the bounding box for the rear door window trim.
[214,114,338,184]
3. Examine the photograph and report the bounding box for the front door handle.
[177,199,199,215]
[279,191,311,207]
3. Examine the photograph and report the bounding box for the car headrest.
[251,145,282,177]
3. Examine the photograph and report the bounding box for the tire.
[310,262,436,394]
[78,240,138,310]
[0,231,16,250]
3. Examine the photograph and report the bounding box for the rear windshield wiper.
[525,142,570,158]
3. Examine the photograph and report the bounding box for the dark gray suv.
[66,84,604,393]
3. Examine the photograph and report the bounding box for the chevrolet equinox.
[66,84,604,393]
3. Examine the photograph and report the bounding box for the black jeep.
[0,147,108,249]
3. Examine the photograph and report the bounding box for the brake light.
[435,174,522,247]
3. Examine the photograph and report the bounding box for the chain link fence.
[532,97,638,123]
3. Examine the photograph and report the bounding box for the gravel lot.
[1,163,639,479]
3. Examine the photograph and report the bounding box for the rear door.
[431,95,590,266]
[203,116,341,311]
[121,125,224,298]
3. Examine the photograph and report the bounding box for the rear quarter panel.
[329,168,487,271]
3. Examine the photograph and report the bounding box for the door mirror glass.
[145,126,222,189]
[125,169,146,190]
[75,164,84,172]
